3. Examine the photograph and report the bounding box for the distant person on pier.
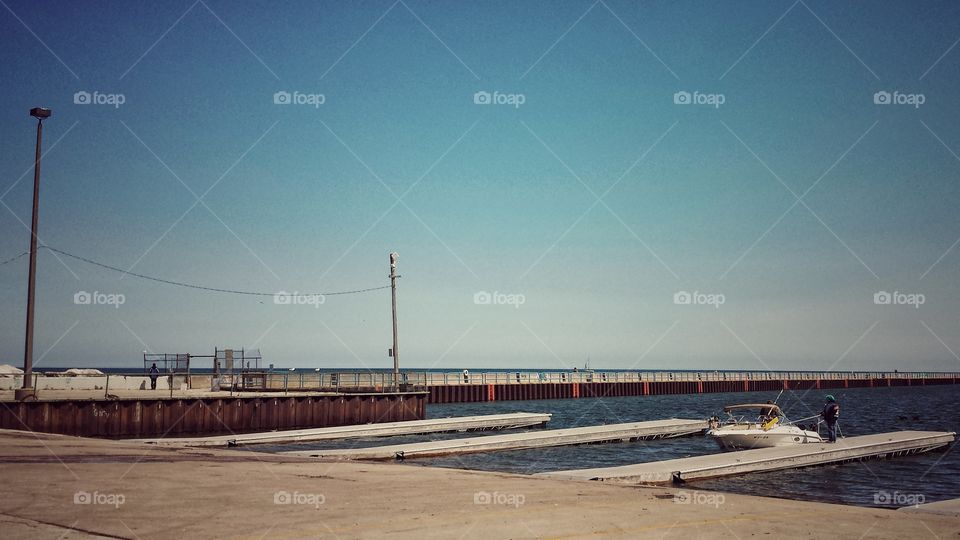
[149,363,160,390]
[820,395,840,442]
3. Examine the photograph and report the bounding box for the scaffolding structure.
[143,353,191,388]
[214,348,264,390]
[143,349,268,391]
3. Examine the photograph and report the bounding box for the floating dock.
[539,430,956,484]
[132,412,551,446]
[286,418,707,460]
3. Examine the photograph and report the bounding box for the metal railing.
[253,369,960,390]
[259,371,421,391]
[8,369,955,394]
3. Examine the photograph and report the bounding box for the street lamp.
[389,252,400,390]
[16,107,51,401]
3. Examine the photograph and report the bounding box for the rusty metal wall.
[425,377,960,404]
[0,392,426,438]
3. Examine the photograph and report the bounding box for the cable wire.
[0,251,30,266]
[40,246,390,297]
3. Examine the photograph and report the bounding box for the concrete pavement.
[0,429,957,539]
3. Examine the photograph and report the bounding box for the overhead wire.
[2,246,392,297]
[0,251,29,266]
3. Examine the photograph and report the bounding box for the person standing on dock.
[149,363,160,390]
[760,400,777,421]
[820,395,840,442]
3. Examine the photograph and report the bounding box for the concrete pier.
[214,368,959,404]
[131,412,551,446]
[0,428,956,539]
[540,431,956,484]
[422,373,960,403]
[287,418,707,460]
[900,497,960,517]
[5,369,958,405]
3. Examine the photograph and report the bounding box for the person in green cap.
[820,395,840,442]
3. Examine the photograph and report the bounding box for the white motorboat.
[707,403,822,450]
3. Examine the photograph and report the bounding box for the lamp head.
[30,108,51,119]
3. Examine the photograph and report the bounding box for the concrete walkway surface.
[0,429,957,539]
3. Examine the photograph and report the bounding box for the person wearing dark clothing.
[149,363,160,390]
[820,395,840,442]
[760,400,777,421]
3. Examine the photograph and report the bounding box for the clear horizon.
[2,1,960,372]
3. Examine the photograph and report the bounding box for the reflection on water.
[260,385,959,507]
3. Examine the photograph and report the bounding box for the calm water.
[259,385,959,507]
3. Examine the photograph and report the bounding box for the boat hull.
[708,426,822,450]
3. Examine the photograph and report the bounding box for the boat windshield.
[722,403,782,417]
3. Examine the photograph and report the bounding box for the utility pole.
[389,252,400,390]
[18,107,51,401]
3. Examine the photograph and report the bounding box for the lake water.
[258,385,959,508]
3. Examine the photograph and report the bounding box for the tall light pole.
[389,252,400,390]
[18,107,51,401]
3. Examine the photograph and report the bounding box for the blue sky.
[1,0,959,371]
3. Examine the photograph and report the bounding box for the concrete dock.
[131,412,552,447]
[286,418,707,460]
[11,369,959,406]
[900,497,960,517]
[1,428,957,539]
[540,430,956,484]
